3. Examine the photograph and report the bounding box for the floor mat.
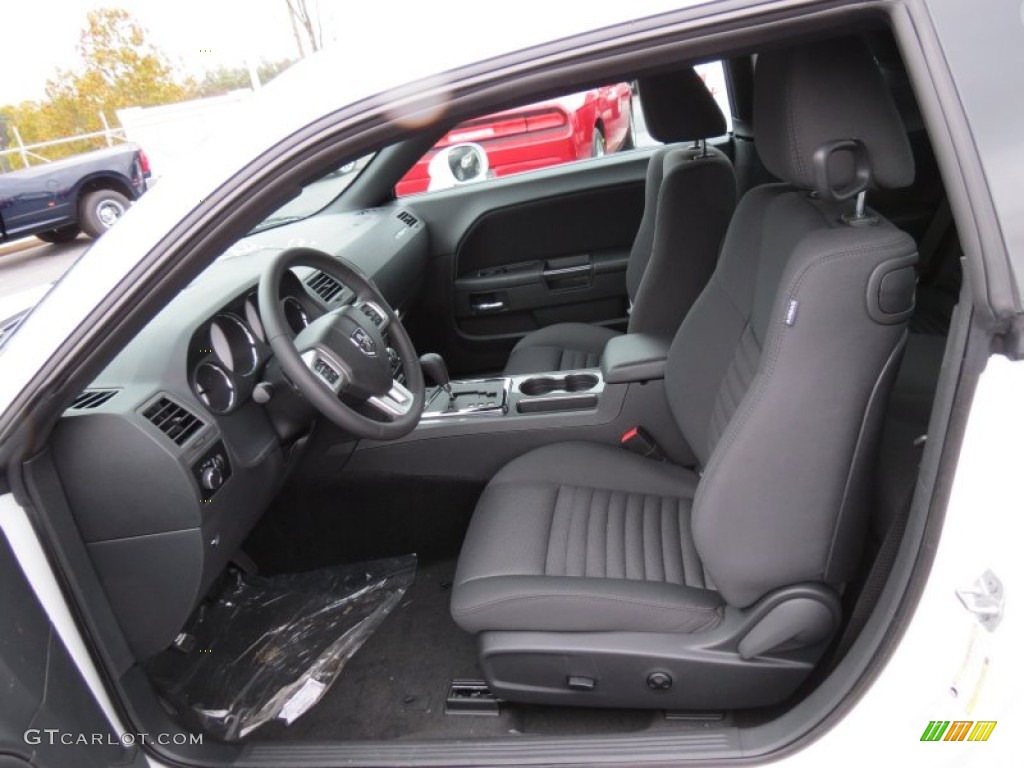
[254,558,488,742]
[252,559,660,742]
[146,556,416,740]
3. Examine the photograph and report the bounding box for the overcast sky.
[0,0,321,106]
[0,1,710,110]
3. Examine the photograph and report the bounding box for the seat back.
[665,38,918,608]
[626,69,736,337]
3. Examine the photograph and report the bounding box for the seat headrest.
[754,37,914,192]
[637,68,727,143]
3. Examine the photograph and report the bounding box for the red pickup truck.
[0,144,150,243]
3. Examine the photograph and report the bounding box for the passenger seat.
[503,68,737,375]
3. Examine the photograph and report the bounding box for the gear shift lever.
[419,352,454,408]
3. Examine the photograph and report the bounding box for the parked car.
[0,143,150,243]
[0,1,1021,767]
[395,83,634,195]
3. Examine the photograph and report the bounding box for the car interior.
[11,5,971,765]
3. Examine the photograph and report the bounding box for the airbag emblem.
[350,327,378,357]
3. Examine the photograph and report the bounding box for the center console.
[348,332,695,479]
[422,370,605,420]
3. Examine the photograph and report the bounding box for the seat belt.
[917,197,952,283]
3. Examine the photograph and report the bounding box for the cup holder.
[519,373,599,397]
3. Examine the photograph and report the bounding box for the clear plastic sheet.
[147,555,416,740]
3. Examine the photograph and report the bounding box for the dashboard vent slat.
[396,210,418,227]
[306,272,344,303]
[70,389,118,410]
[143,397,204,446]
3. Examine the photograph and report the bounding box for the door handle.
[471,298,506,313]
[543,261,593,290]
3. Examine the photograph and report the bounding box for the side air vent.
[396,210,418,227]
[306,271,344,303]
[143,397,205,446]
[70,389,118,410]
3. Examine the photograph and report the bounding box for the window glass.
[250,154,374,234]
[395,63,731,197]
[694,60,733,135]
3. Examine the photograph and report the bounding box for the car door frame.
[0,489,146,767]
[0,0,1018,766]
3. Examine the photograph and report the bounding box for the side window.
[395,64,731,197]
[693,60,733,135]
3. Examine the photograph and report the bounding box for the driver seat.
[451,38,918,709]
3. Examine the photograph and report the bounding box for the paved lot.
[0,237,90,300]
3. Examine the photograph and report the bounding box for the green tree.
[2,8,194,164]
[195,59,295,98]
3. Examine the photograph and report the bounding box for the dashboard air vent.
[143,397,205,446]
[306,271,344,303]
[70,389,118,410]
[396,210,418,227]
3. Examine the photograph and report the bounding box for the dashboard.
[48,206,428,659]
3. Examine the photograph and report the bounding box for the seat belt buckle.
[620,426,666,462]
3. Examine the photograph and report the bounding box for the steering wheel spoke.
[367,378,416,420]
[352,298,390,333]
[300,346,348,394]
[260,247,424,439]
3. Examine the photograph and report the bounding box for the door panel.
[404,151,650,375]
[454,184,642,339]
[0,525,139,767]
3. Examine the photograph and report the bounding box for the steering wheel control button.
[192,441,232,502]
[314,358,341,385]
[357,301,389,330]
[646,672,673,692]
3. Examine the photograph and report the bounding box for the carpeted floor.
[252,558,495,741]
[250,558,661,742]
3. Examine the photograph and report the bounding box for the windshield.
[249,153,374,234]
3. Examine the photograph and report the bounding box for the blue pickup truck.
[0,144,150,244]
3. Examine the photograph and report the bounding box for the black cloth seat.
[452,442,723,635]
[503,68,736,375]
[453,38,919,709]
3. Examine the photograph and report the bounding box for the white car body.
[0,1,1019,766]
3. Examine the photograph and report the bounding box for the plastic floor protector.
[147,555,417,740]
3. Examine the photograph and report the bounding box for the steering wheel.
[259,247,424,439]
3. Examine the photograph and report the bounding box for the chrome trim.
[354,299,390,332]
[300,347,347,394]
[210,312,259,375]
[244,294,266,342]
[193,361,236,414]
[368,378,416,419]
[282,296,310,333]
[510,369,605,396]
[420,376,511,420]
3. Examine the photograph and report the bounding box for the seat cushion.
[451,442,725,634]
[503,323,622,375]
